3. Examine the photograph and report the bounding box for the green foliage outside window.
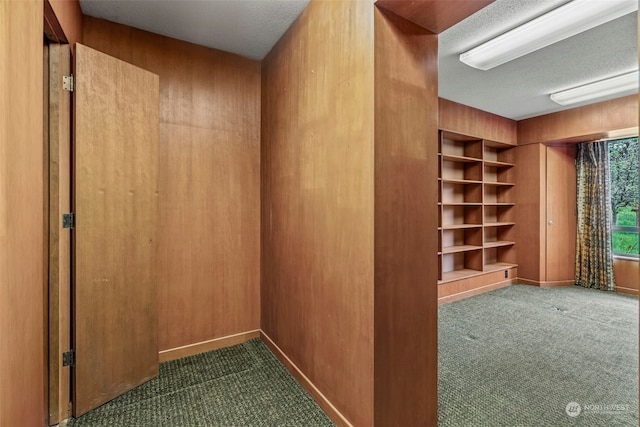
[609,137,639,257]
[612,208,638,255]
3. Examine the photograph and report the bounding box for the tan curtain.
[575,140,615,290]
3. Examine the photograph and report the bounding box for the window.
[608,137,639,257]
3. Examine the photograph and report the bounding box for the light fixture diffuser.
[550,71,639,106]
[460,0,638,70]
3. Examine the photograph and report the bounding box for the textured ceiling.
[79,0,311,60]
[439,0,639,120]
[79,0,638,121]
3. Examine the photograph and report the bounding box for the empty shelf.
[442,154,482,163]
[439,269,484,284]
[483,262,517,272]
[483,240,515,248]
[442,224,483,230]
[441,244,483,254]
[484,181,515,186]
[484,159,514,168]
[442,178,483,185]
[484,222,515,227]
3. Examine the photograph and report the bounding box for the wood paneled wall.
[0,1,46,425]
[515,95,638,286]
[543,144,577,285]
[261,1,375,425]
[376,0,494,33]
[47,43,72,425]
[614,259,639,295]
[514,144,546,283]
[518,95,638,144]
[439,98,517,144]
[48,0,83,45]
[374,8,439,426]
[83,17,261,352]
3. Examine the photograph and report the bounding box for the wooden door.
[73,43,159,416]
[47,42,73,425]
[545,144,577,284]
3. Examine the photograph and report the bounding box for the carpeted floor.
[439,284,639,427]
[69,284,638,426]
[68,339,335,427]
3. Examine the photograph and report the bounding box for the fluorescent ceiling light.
[460,0,638,70]
[550,70,639,106]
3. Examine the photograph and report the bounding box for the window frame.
[608,136,639,259]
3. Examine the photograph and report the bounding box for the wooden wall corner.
[374,7,439,426]
[439,98,517,145]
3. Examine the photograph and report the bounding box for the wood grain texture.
[518,95,638,145]
[83,17,261,352]
[613,259,639,294]
[615,287,638,296]
[74,43,160,416]
[514,143,546,282]
[517,278,576,287]
[517,278,575,287]
[374,7,438,426]
[261,1,375,425]
[539,280,575,287]
[439,133,516,289]
[439,98,517,145]
[516,97,637,287]
[44,0,67,43]
[159,330,260,363]
[514,143,578,287]
[48,0,83,46]
[261,331,354,427]
[47,42,72,425]
[43,42,50,427]
[438,270,516,304]
[545,145,577,283]
[376,0,494,33]
[0,1,46,425]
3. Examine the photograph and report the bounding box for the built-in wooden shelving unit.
[438,130,517,284]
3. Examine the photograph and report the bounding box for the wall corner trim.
[158,330,260,363]
[260,331,354,427]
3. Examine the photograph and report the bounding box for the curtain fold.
[575,141,615,291]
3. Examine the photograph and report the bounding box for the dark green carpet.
[68,339,335,426]
[439,284,639,426]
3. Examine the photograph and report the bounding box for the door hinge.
[63,74,74,92]
[62,350,75,367]
[62,213,75,229]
